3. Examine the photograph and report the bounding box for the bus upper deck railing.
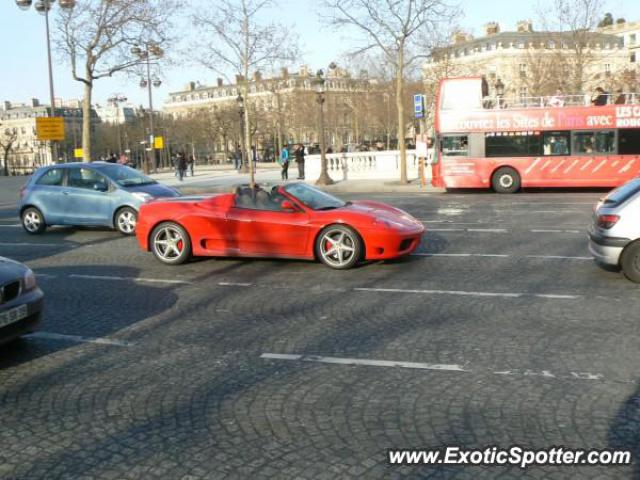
[482,93,640,110]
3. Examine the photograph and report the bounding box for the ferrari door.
[225,203,310,257]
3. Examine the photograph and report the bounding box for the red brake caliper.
[177,240,184,252]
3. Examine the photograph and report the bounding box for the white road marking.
[218,282,252,287]
[526,255,592,260]
[262,353,607,382]
[260,353,468,372]
[28,331,133,347]
[353,287,580,300]
[414,253,509,258]
[466,228,507,233]
[530,229,582,234]
[428,228,465,232]
[69,274,191,285]
[0,225,21,228]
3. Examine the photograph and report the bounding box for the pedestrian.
[173,154,180,177]
[591,86,609,106]
[233,145,242,170]
[547,88,565,107]
[178,152,187,181]
[252,145,258,169]
[294,143,305,180]
[614,89,627,105]
[187,154,195,177]
[278,143,289,181]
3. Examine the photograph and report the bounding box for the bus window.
[542,132,570,155]
[441,135,468,156]
[573,131,616,154]
[619,129,640,154]
[486,133,542,157]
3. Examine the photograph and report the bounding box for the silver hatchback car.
[588,177,640,283]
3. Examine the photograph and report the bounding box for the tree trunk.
[396,52,407,184]
[82,82,93,161]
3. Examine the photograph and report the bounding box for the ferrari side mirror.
[281,200,297,212]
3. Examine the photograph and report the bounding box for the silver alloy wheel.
[319,228,357,268]
[499,174,514,189]
[23,210,42,233]
[117,210,137,234]
[153,225,185,261]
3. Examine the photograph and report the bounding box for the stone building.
[422,20,635,106]
[164,65,376,151]
[0,99,98,174]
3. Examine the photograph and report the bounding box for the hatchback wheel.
[150,222,191,265]
[21,207,46,234]
[315,225,362,270]
[621,241,640,283]
[115,207,137,235]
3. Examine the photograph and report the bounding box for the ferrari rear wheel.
[316,225,362,270]
[150,222,191,265]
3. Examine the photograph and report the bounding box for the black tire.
[21,207,46,235]
[620,241,640,283]
[114,207,138,235]
[315,224,363,270]
[491,167,521,194]
[149,222,191,265]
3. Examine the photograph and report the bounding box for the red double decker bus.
[432,77,640,193]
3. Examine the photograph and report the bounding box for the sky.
[0,0,637,109]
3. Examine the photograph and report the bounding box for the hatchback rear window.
[604,178,640,206]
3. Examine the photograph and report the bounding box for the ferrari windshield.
[97,164,157,187]
[283,183,346,210]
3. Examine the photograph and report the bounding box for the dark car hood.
[0,257,28,282]
[125,183,180,198]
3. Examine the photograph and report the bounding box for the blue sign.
[414,94,425,119]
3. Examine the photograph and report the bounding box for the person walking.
[278,144,290,181]
[178,152,187,181]
[233,144,242,170]
[187,154,195,177]
[294,143,305,180]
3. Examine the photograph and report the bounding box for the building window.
[519,63,527,78]
[548,40,556,49]
[630,33,637,45]
[516,40,525,48]
[605,64,611,75]
[631,52,637,63]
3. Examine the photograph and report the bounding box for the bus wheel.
[492,167,521,194]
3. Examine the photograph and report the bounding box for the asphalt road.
[1,188,640,479]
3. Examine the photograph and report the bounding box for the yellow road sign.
[154,136,164,149]
[36,117,65,141]
[74,148,84,159]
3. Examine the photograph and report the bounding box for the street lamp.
[107,94,128,156]
[16,0,75,164]
[495,78,505,108]
[313,69,334,185]
[235,94,246,171]
[131,43,163,173]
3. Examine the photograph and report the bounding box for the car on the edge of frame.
[588,177,640,282]
[19,162,180,236]
[135,182,425,270]
[0,257,44,346]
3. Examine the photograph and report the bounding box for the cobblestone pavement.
[1,189,640,479]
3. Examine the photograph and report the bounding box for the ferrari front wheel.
[316,225,362,270]
[150,222,191,265]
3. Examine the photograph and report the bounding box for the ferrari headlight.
[23,269,37,291]
[132,192,153,203]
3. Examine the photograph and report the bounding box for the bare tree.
[192,0,298,187]
[537,0,605,93]
[0,126,18,177]
[323,0,458,183]
[56,0,179,161]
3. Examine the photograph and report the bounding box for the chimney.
[185,81,196,91]
[31,98,40,107]
[235,74,244,84]
[217,77,223,87]
[281,67,289,79]
[453,31,469,44]
[517,20,533,32]
[484,22,500,36]
[3,101,11,111]
[253,71,262,82]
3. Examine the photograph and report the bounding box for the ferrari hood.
[344,200,423,228]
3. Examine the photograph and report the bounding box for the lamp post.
[236,94,246,173]
[131,43,163,173]
[313,69,334,185]
[107,94,128,157]
[16,0,76,164]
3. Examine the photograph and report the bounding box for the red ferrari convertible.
[136,183,425,269]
